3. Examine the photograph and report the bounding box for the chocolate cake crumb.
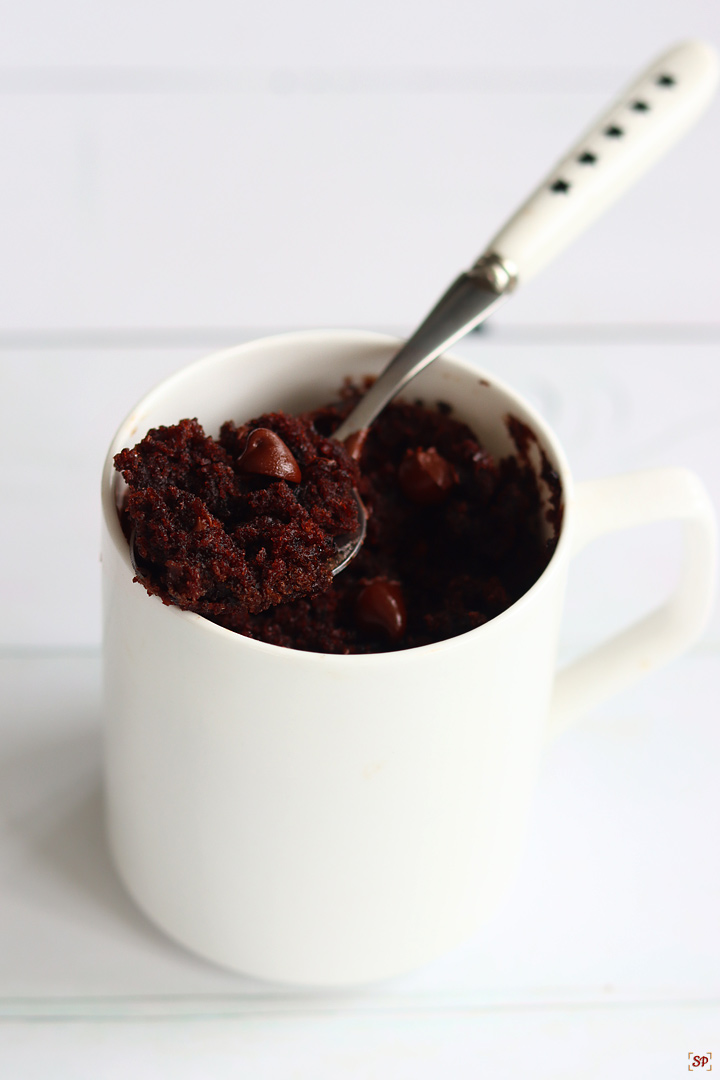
[115,389,561,653]
[115,412,360,619]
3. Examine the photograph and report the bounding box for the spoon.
[330,39,718,574]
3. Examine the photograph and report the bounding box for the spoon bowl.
[330,489,367,575]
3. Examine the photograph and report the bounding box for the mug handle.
[548,468,717,737]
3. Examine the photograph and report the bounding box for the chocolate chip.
[356,580,407,641]
[398,447,458,505]
[343,428,369,462]
[237,428,302,483]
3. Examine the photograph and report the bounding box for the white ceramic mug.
[101,330,716,987]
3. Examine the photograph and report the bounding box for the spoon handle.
[333,40,717,443]
[485,40,718,284]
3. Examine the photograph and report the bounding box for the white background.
[1,1,719,1076]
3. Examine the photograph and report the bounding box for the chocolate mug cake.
[115,381,562,654]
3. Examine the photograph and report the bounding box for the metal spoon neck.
[332,253,515,443]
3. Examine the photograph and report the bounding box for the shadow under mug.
[101,330,716,986]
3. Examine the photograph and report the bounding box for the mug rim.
[101,328,575,662]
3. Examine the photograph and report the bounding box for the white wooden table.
[1,3,719,1075]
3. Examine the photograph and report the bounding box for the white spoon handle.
[334,41,718,442]
[483,40,719,284]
